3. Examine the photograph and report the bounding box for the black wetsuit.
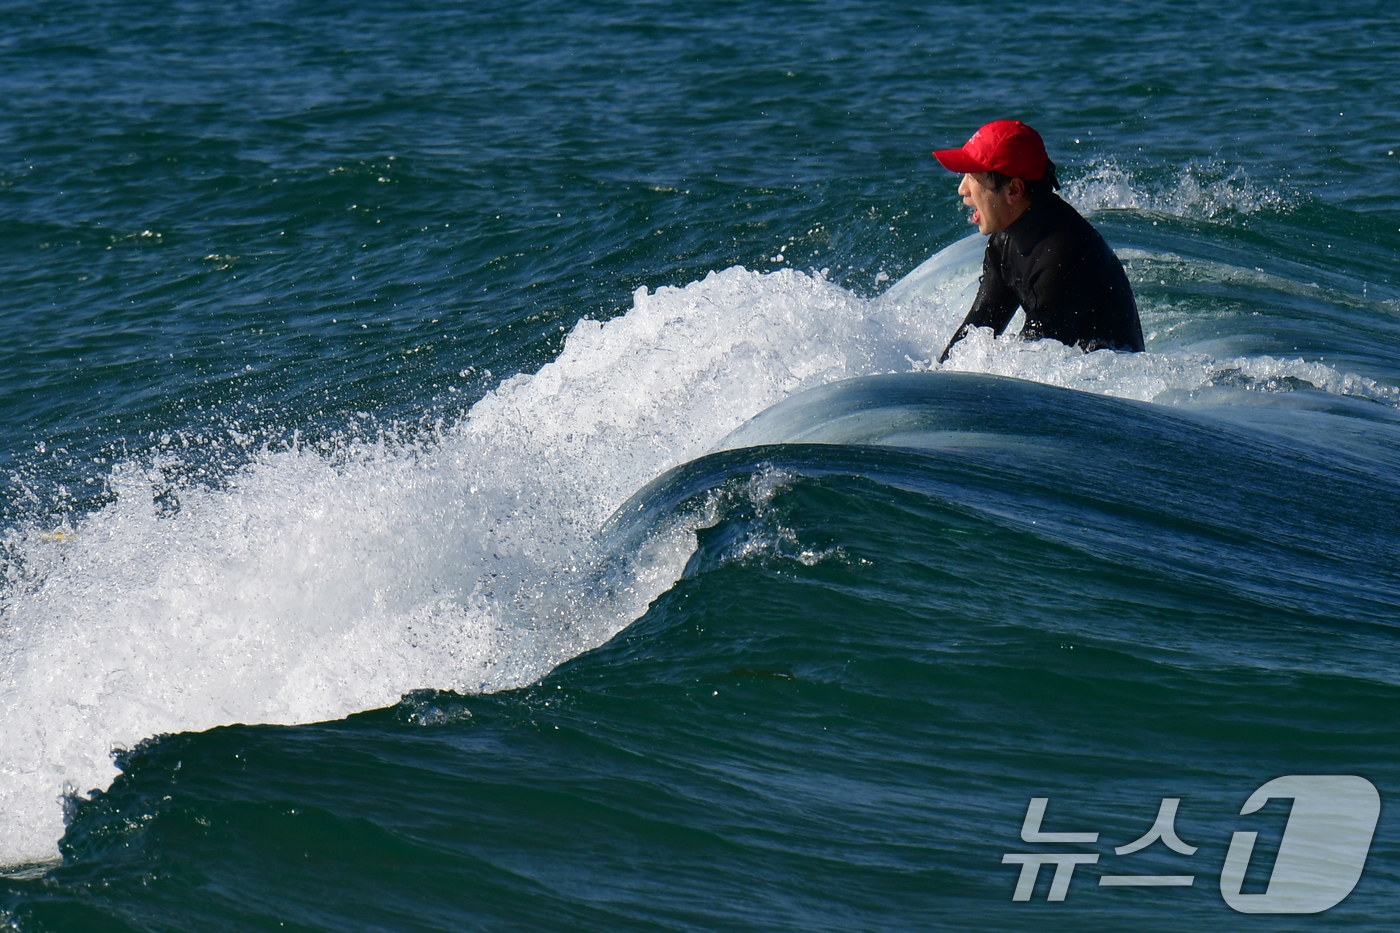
[938,193,1144,362]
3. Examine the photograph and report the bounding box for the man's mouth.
[971,208,981,225]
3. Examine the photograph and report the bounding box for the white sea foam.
[2,235,1394,867]
[1062,158,1291,219]
[0,266,944,868]
[937,327,1400,406]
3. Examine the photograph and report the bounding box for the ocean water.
[3,0,1400,929]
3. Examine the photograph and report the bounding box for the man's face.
[958,172,1024,235]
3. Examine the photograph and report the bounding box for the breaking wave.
[2,165,1394,868]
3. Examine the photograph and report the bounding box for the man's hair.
[987,159,1060,201]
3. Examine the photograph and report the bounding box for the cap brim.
[932,148,988,174]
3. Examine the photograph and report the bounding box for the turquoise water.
[3,1,1400,929]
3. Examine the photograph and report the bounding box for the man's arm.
[937,246,1020,363]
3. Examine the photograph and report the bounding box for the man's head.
[933,120,1060,235]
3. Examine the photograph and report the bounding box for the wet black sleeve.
[937,243,1020,363]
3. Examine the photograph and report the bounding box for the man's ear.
[1006,177,1027,204]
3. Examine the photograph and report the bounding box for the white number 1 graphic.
[1221,775,1380,914]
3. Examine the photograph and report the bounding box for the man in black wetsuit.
[932,120,1144,363]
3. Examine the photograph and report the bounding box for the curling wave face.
[3,176,1400,868]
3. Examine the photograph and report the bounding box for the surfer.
[933,120,1144,363]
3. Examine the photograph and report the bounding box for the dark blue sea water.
[3,1,1400,929]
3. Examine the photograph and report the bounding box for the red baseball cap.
[933,120,1050,181]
